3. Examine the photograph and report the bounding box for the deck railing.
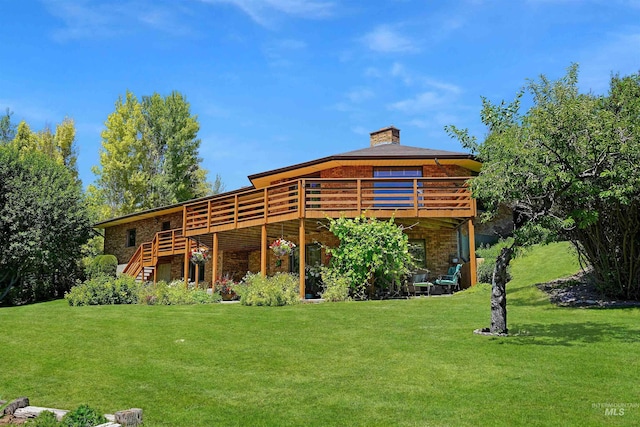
[184,177,474,235]
[122,228,188,279]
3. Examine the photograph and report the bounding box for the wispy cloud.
[42,0,193,42]
[360,25,418,53]
[263,38,307,67]
[389,92,448,113]
[199,0,335,27]
[346,88,374,103]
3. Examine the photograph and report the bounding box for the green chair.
[435,264,463,293]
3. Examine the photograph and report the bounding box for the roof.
[248,143,478,184]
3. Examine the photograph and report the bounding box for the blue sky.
[1,0,639,191]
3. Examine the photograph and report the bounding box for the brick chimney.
[370,126,400,147]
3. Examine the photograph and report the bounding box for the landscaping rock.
[2,398,28,416]
[114,408,143,426]
[537,269,640,308]
[14,406,67,421]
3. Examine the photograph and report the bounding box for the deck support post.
[195,263,200,288]
[261,224,267,277]
[184,238,191,288]
[212,232,219,287]
[468,218,477,286]
[299,218,306,299]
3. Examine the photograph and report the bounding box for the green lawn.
[1,242,639,426]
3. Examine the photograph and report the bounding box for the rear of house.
[95,126,482,297]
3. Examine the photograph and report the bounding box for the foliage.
[9,117,79,180]
[447,65,640,300]
[137,280,220,305]
[84,255,118,279]
[4,243,640,426]
[235,272,299,306]
[0,145,91,305]
[269,238,296,256]
[324,214,413,299]
[60,404,107,427]
[189,248,211,266]
[0,108,16,143]
[214,277,236,295]
[24,411,59,427]
[65,275,140,306]
[319,268,350,302]
[476,238,515,284]
[94,90,214,216]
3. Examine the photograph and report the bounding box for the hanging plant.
[270,238,296,257]
[189,247,211,266]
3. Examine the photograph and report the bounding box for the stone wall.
[104,212,183,264]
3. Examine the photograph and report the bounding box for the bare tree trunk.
[490,246,513,335]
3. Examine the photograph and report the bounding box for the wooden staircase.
[122,229,188,281]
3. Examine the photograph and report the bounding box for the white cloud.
[263,38,307,67]
[346,88,374,103]
[199,0,335,27]
[389,92,448,113]
[361,25,418,53]
[43,0,192,42]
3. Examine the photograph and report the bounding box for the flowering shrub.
[234,272,299,306]
[189,247,211,265]
[269,238,296,256]
[214,277,236,295]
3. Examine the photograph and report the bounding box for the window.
[126,229,136,247]
[408,239,427,268]
[162,221,171,231]
[373,167,422,208]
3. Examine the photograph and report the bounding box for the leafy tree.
[94,90,215,216]
[448,65,640,333]
[0,108,16,143]
[7,117,79,180]
[324,215,413,299]
[0,145,91,305]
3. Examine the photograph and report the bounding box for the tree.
[324,214,414,299]
[0,144,91,305]
[94,90,215,216]
[447,65,640,333]
[0,108,16,143]
[7,117,79,180]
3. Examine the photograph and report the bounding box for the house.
[94,126,481,297]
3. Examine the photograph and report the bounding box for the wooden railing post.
[413,179,419,216]
[356,179,361,215]
[207,200,212,233]
[263,188,268,222]
[234,194,239,228]
[299,179,305,218]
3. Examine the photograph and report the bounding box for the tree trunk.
[490,246,513,334]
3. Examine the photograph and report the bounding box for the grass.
[1,242,639,426]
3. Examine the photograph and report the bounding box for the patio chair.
[435,264,463,293]
[408,270,433,296]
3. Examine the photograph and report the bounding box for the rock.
[14,406,67,421]
[114,408,143,426]
[2,397,29,416]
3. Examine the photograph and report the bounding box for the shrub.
[60,404,107,427]
[138,280,220,305]
[25,411,59,427]
[65,275,139,306]
[85,255,118,279]
[476,238,515,284]
[320,269,350,302]
[235,273,300,306]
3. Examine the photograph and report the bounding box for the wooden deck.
[183,177,475,237]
